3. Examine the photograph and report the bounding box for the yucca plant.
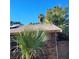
[16,30,46,59]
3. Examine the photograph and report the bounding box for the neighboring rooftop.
[10,24,22,29]
[10,24,62,34]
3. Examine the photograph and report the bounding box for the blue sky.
[10,0,69,25]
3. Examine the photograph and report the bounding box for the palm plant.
[15,30,46,59]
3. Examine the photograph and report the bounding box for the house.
[10,24,69,59]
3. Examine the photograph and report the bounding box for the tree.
[10,21,14,26]
[15,30,46,59]
[38,14,45,23]
[46,6,69,34]
[10,21,23,26]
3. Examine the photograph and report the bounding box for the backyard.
[10,6,69,59]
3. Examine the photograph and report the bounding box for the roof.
[10,24,62,34]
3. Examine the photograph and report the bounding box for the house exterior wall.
[43,32,58,59]
[57,41,69,59]
[43,33,69,59]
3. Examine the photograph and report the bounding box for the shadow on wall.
[57,32,69,59]
[57,32,69,41]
